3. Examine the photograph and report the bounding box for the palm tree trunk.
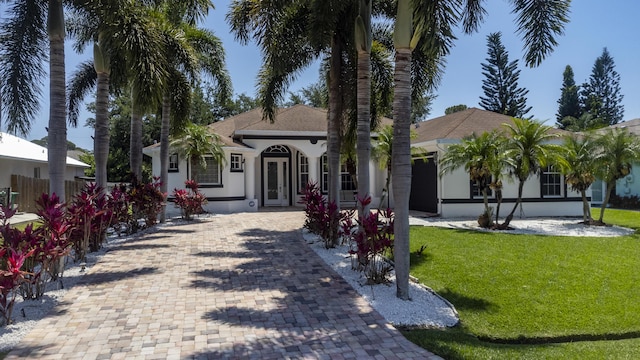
[130,88,143,181]
[356,0,371,220]
[327,35,343,247]
[482,187,490,215]
[392,46,412,301]
[159,93,171,223]
[94,39,110,191]
[94,70,110,190]
[504,180,525,226]
[599,182,614,223]
[494,188,503,224]
[581,189,590,223]
[47,0,66,200]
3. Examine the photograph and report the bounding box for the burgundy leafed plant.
[299,182,353,248]
[346,195,394,284]
[108,184,133,235]
[128,177,166,229]
[0,248,35,326]
[172,180,207,220]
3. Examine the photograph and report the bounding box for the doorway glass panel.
[282,162,288,200]
[267,161,278,200]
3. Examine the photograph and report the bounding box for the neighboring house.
[409,108,583,218]
[144,105,389,213]
[591,118,640,204]
[0,132,89,208]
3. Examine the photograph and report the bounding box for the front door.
[264,158,289,206]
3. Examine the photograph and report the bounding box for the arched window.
[264,145,290,154]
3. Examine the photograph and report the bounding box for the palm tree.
[0,0,68,200]
[372,124,424,209]
[169,122,226,181]
[392,0,570,299]
[487,134,510,225]
[440,130,506,227]
[595,128,640,223]
[162,26,230,222]
[67,0,168,186]
[502,117,560,226]
[229,0,362,247]
[557,133,599,223]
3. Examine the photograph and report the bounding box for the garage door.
[410,155,438,213]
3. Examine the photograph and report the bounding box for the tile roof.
[228,104,330,132]
[609,118,640,135]
[412,107,568,143]
[210,103,393,143]
[144,104,394,151]
[0,132,89,167]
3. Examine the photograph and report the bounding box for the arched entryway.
[262,145,291,206]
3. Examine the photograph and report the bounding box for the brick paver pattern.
[7,210,440,359]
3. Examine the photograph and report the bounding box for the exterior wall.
[438,168,585,218]
[150,147,259,213]
[0,158,85,188]
[149,137,391,214]
[441,201,584,218]
[410,142,587,219]
[616,164,639,198]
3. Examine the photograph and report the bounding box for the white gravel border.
[409,216,636,237]
[302,230,459,328]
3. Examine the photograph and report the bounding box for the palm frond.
[67,60,98,127]
[0,0,48,136]
[185,27,232,104]
[168,70,192,132]
[460,0,487,34]
[511,0,571,67]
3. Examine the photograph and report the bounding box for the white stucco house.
[144,105,390,213]
[145,106,591,218]
[590,118,640,204]
[408,108,585,218]
[0,132,89,207]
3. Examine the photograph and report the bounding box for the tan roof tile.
[412,107,568,143]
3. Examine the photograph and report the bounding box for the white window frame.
[298,153,309,193]
[320,153,356,193]
[541,166,563,198]
[230,153,243,172]
[471,177,493,199]
[169,153,179,172]
[191,156,222,186]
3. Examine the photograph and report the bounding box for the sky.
[19,0,640,150]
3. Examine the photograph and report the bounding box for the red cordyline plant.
[24,193,73,298]
[108,184,133,235]
[172,180,207,220]
[128,177,166,230]
[0,248,34,326]
[89,184,113,250]
[67,184,114,261]
[299,182,353,248]
[299,182,325,237]
[344,195,395,284]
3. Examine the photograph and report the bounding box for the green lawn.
[404,208,640,359]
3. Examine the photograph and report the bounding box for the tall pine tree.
[556,65,582,129]
[479,32,531,118]
[581,48,624,126]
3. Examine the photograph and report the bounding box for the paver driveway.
[7,210,439,359]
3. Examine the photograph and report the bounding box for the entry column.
[308,156,319,186]
[245,154,256,200]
